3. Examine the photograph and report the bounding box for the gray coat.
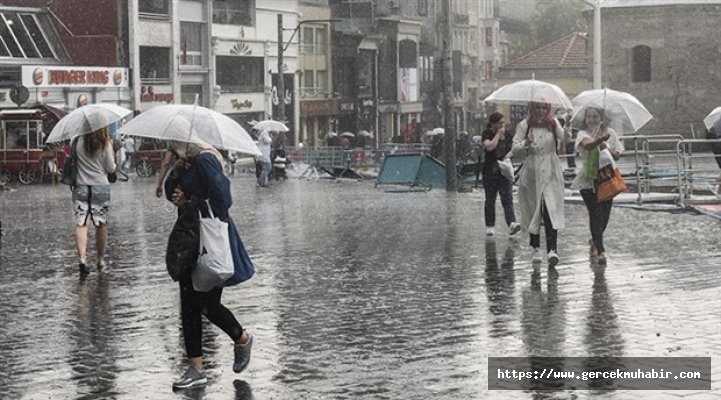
[512,119,571,235]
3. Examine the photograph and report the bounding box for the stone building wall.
[594,4,721,137]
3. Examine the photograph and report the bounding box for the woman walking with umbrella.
[572,107,623,265]
[512,98,572,266]
[73,125,117,274]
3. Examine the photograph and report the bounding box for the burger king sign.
[22,66,129,88]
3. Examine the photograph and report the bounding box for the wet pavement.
[0,176,719,400]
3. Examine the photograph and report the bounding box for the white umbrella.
[327,131,338,138]
[340,131,355,137]
[431,127,445,135]
[251,119,289,132]
[570,88,653,134]
[484,78,572,109]
[117,105,261,157]
[45,103,133,143]
[703,107,721,131]
[358,130,373,137]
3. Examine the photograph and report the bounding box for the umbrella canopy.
[431,127,445,135]
[358,130,373,137]
[327,131,338,138]
[340,131,355,137]
[570,88,653,135]
[45,103,133,143]
[251,119,289,132]
[703,107,721,131]
[117,105,261,157]
[483,79,572,109]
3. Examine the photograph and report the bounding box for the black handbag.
[165,199,200,281]
[60,138,78,186]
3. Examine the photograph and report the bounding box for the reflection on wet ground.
[0,177,719,399]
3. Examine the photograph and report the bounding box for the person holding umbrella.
[572,107,623,265]
[512,98,572,266]
[73,124,117,274]
[482,112,521,237]
[164,139,253,389]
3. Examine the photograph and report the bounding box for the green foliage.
[530,0,587,48]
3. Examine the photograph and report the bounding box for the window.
[216,56,263,92]
[317,70,328,93]
[213,0,254,26]
[301,27,313,54]
[140,46,171,83]
[303,69,314,90]
[0,12,56,59]
[316,27,327,55]
[139,0,169,15]
[180,22,203,66]
[418,0,428,16]
[632,45,651,82]
[181,85,203,105]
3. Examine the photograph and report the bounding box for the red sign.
[50,69,109,85]
[140,86,173,103]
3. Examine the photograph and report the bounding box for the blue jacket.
[165,152,254,286]
[164,153,231,220]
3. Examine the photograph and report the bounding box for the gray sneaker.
[233,332,253,373]
[172,366,207,389]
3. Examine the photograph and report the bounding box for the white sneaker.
[508,222,521,236]
[532,248,542,263]
[486,226,494,236]
[548,250,559,268]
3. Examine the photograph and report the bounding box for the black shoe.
[233,332,253,373]
[79,261,89,275]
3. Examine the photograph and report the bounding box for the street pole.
[277,13,285,124]
[581,0,602,89]
[442,0,457,191]
[592,1,601,89]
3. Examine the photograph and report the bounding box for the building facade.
[298,0,336,148]
[0,0,131,110]
[588,0,721,137]
[129,0,301,144]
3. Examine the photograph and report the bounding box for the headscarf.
[527,100,557,132]
[167,140,224,166]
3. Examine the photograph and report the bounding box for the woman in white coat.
[512,100,572,266]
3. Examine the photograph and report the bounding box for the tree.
[529,0,587,48]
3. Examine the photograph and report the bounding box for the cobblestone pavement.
[0,177,719,400]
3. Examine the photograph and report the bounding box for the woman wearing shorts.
[72,126,116,274]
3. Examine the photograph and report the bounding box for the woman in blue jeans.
[482,112,521,237]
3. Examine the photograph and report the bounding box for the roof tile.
[501,32,588,70]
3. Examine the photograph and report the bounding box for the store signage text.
[140,86,173,103]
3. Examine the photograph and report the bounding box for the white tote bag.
[192,201,234,292]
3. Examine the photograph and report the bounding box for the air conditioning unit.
[389,0,400,9]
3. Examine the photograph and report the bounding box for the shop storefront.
[20,66,131,109]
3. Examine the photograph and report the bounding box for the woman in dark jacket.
[482,112,521,237]
[164,140,252,389]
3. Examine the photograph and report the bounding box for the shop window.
[216,56,263,93]
[181,85,204,105]
[139,0,170,15]
[180,22,203,66]
[140,46,171,83]
[213,0,255,26]
[632,45,651,83]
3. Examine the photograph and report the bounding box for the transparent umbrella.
[358,130,373,137]
[570,88,653,135]
[340,132,355,138]
[117,104,260,156]
[251,119,289,132]
[703,107,721,131]
[45,104,133,143]
[484,78,572,109]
